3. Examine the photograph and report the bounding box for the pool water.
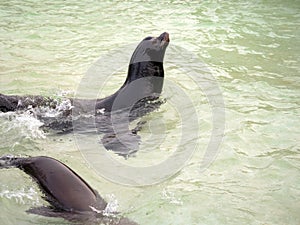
[0,1,299,224]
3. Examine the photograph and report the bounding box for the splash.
[103,194,119,216]
[34,98,74,118]
[0,111,45,139]
[161,189,183,205]
[0,187,40,205]
[89,194,119,216]
[0,95,75,139]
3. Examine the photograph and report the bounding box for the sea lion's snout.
[158,32,170,42]
[130,32,169,64]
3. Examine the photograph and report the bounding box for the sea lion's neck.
[95,61,165,112]
[122,61,164,87]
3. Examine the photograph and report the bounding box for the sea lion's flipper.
[101,132,141,157]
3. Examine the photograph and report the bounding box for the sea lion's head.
[124,32,169,86]
[130,32,170,64]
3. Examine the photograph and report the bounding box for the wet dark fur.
[0,33,169,157]
[0,155,138,225]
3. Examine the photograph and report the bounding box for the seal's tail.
[0,155,23,168]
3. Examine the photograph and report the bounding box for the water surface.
[0,0,299,224]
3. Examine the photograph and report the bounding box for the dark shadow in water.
[27,207,138,225]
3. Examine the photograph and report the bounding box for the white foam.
[37,99,74,118]
[0,111,45,139]
[0,187,40,205]
[103,194,119,216]
[161,189,183,205]
[15,112,45,139]
[89,194,119,216]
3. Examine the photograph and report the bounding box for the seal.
[0,32,170,116]
[0,155,106,212]
[0,155,138,224]
[94,32,170,113]
[0,33,170,156]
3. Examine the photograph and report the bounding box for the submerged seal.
[0,155,106,212]
[0,155,137,224]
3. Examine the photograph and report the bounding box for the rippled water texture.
[0,1,299,225]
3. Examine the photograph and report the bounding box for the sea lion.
[0,155,106,212]
[0,155,138,224]
[0,33,169,157]
[0,32,170,116]
[94,32,169,113]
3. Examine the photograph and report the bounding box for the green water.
[0,0,299,224]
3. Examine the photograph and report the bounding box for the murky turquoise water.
[0,0,299,224]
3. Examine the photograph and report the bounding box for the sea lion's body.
[0,32,169,116]
[0,32,169,156]
[0,155,138,224]
[13,156,107,212]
